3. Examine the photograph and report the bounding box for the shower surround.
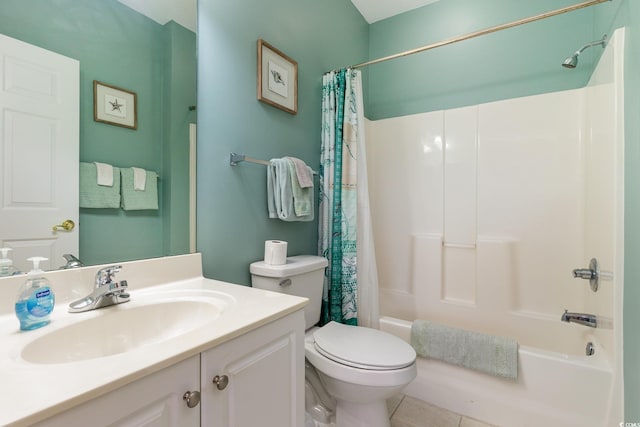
[367,28,624,427]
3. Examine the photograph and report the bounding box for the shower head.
[562,53,579,69]
[562,35,607,69]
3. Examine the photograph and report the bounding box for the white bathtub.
[380,316,617,427]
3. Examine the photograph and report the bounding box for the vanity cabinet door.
[34,355,200,427]
[201,311,305,427]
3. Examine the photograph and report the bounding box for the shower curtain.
[319,68,379,328]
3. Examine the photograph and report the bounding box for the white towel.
[94,162,114,187]
[132,167,147,191]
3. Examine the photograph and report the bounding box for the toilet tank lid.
[250,255,328,278]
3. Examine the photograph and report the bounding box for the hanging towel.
[79,162,121,208]
[286,158,314,216]
[285,157,313,188]
[94,162,114,187]
[120,168,158,210]
[132,167,147,191]
[267,158,313,222]
[410,320,518,379]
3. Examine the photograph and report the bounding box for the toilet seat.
[313,321,416,371]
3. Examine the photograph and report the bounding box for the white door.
[0,33,79,272]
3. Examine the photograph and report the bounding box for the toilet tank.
[250,255,328,329]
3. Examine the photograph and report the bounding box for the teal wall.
[367,0,597,119]
[162,22,197,256]
[0,0,196,266]
[196,0,368,284]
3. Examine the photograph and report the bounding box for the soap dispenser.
[15,257,55,331]
[0,248,19,277]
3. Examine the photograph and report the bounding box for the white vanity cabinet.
[201,311,305,427]
[31,311,305,427]
[34,355,201,427]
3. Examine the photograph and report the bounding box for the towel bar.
[230,153,318,175]
[230,153,270,166]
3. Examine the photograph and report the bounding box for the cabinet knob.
[213,375,229,390]
[183,390,201,408]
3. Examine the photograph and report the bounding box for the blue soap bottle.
[15,257,55,331]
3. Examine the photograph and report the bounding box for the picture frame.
[257,39,298,115]
[93,80,138,130]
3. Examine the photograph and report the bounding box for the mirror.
[0,0,197,272]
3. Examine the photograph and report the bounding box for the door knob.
[183,390,201,408]
[52,220,75,232]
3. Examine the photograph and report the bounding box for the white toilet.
[250,255,416,427]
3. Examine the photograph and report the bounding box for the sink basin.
[21,295,230,364]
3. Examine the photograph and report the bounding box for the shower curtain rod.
[338,0,611,71]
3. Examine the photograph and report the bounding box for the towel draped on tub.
[410,320,518,379]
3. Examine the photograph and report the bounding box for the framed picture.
[93,80,137,129]
[257,39,298,115]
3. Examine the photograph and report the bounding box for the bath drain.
[586,342,595,356]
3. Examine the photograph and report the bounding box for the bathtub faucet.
[561,310,597,328]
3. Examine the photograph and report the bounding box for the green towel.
[120,168,158,210]
[286,158,313,216]
[267,159,313,221]
[410,320,518,379]
[79,162,120,208]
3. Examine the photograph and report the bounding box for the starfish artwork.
[103,94,127,118]
[109,98,124,113]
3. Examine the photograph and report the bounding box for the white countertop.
[0,254,307,427]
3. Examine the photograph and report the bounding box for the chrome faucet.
[60,253,84,269]
[572,258,600,292]
[561,310,597,328]
[68,265,130,313]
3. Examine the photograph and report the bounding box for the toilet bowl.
[306,323,417,427]
[250,255,417,427]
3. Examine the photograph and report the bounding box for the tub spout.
[561,310,597,328]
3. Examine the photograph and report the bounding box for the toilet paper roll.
[264,240,287,265]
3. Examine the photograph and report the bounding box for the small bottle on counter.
[15,257,55,331]
[0,248,20,277]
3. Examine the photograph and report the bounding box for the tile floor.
[387,394,497,427]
